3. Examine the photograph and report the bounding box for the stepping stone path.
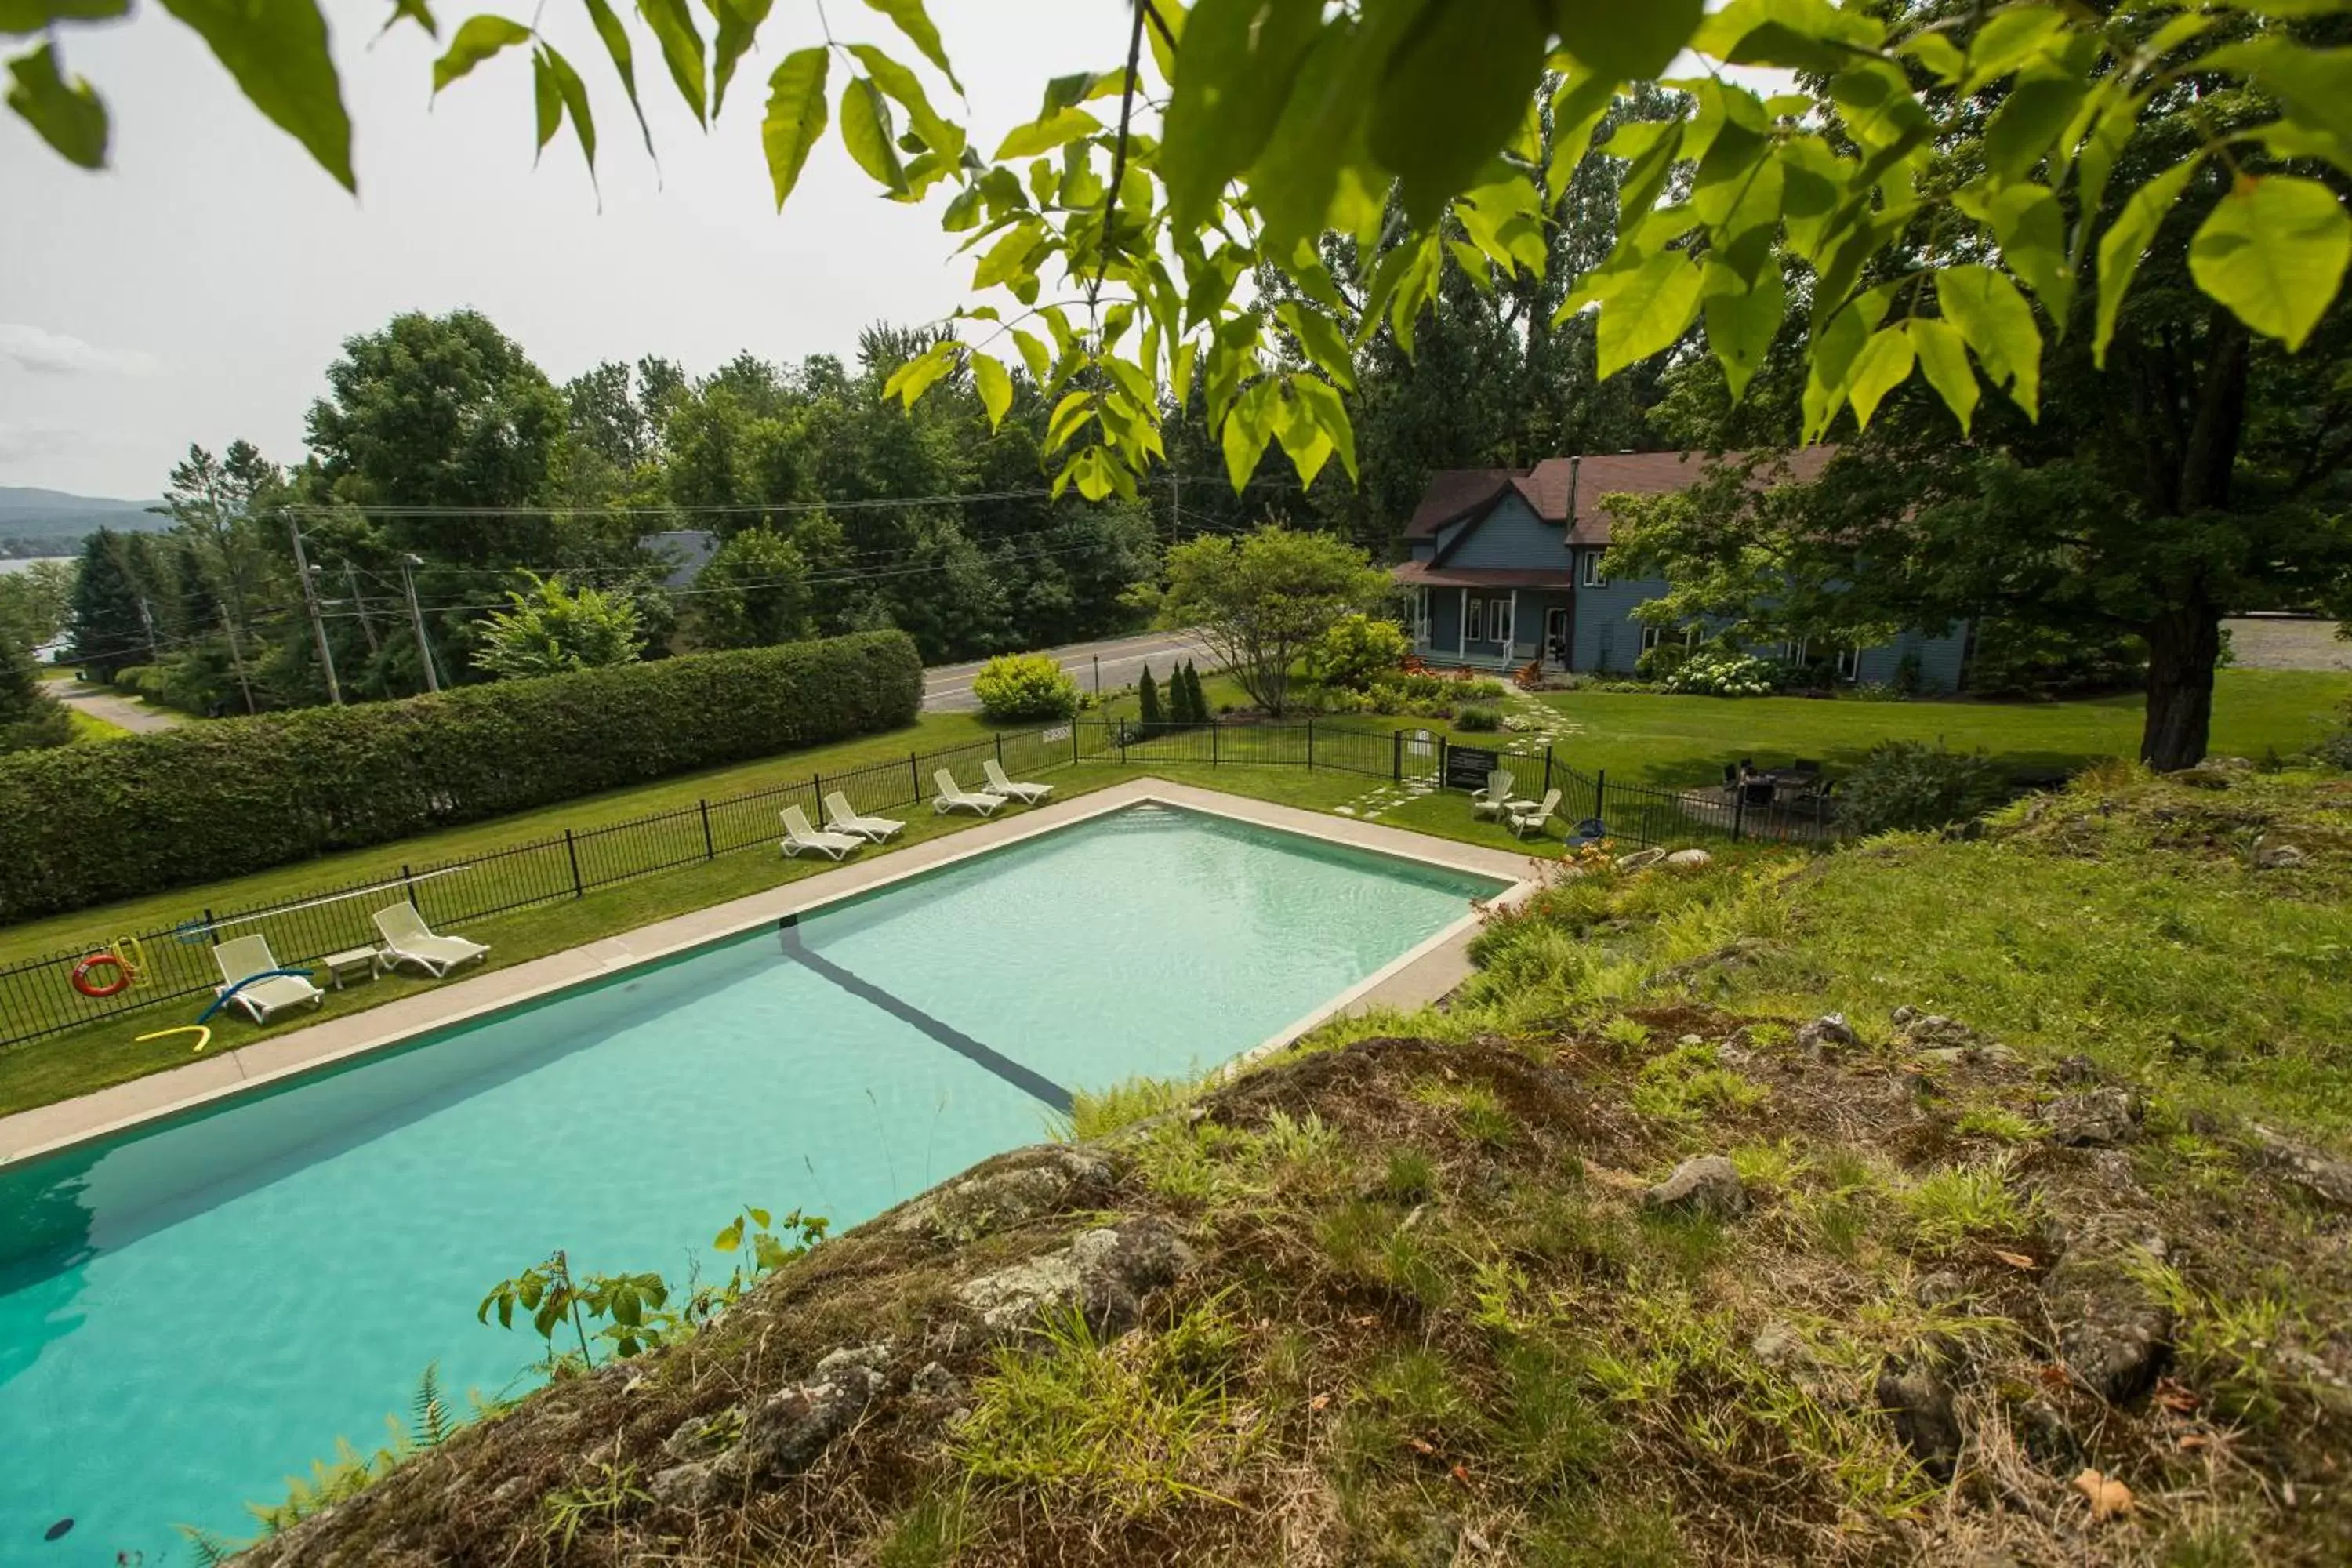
[1496,686,1580,758]
[1334,776,1438,822]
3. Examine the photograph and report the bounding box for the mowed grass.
[1534,668,2350,786]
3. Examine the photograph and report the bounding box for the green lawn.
[65,709,128,742]
[1531,668,2350,786]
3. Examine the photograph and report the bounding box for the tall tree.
[0,636,70,753]
[66,529,152,682]
[1153,526,1393,717]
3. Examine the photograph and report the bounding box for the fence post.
[699,799,716,859]
[401,863,417,911]
[564,829,583,898]
[1542,749,1553,797]
[996,732,1005,770]
[1210,720,1221,766]
[1071,723,1080,766]
[811,771,823,811]
[1732,786,1747,843]
[1307,720,1315,770]
[911,752,922,801]
[1594,769,1606,830]
[1392,730,1402,781]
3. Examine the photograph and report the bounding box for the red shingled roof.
[1401,448,1837,546]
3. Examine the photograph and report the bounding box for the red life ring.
[72,952,132,998]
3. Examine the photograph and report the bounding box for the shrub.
[1304,612,1409,688]
[971,652,1080,722]
[1835,740,2011,836]
[1965,619,2146,698]
[0,630,923,920]
[1181,662,1210,724]
[1461,677,1508,699]
[1661,649,1777,696]
[1633,640,1692,682]
[1455,703,1502,731]
[1137,666,1163,728]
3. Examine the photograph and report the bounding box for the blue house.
[1393,449,1968,691]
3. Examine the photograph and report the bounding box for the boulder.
[1796,1013,1857,1052]
[955,1216,1196,1338]
[2253,841,2309,869]
[2044,1215,2172,1403]
[1640,1155,1748,1220]
[731,1363,883,1483]
[2045,1088,2143,1149]
[1664,848,1714,868]
[910,1361,966,1402]
[2248,1125,2352,1211]
[891,1149,1112,1241]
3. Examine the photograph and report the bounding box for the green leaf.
[1011,328,1051,383]
[1372,0,1548,225]
[1964,180,2071,318]
[1045,388,1094,451]
[374,0,435,39]
[1543,66,1614,202]
[5,42,105,167]
[1701,262,1784,400]
[1161,0,1321,228]
[161,0,354,189]
[2205,41,2352,170]
[993,103,1098,161]
[1171,338,1198,412]
[432,13,529,93]
[1592,250,1704,378]
[1960,5,2067,94]
[581,0,655,162]
[1552,0,1702,82]
[531,43,561,158]
[709,0,771,118]
[2188,174,2352,352]
[1983,73,2086,181]
[2092,157,2201,367]
[862,0,960,94]
[1842,325,1914,430]
[971,221,1042,289]
[635,0,706,125]
[760,48,829,210]
[1243,19,1367,252]
[1289,371,1356,483]
[1275,300,1356,391]
[1906,315,1977,435]
[847,42,960,158]
[1936,263,2041,419]
[1221,379,1275,491]
[1,0,128,35]
[540,41,595,178]
[883,339,956,408]
[1894,29,1964,85]
[972,351,1014,430]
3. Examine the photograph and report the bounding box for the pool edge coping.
[0,779,1544,1169]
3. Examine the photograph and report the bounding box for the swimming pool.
[0,802,1503,1563]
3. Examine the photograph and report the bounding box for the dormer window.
[1580,551,1608,589]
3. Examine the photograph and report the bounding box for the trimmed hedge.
[0,630,923,921]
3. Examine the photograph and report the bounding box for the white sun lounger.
[982,757,1054,804]
[933,769,1004,815]
[372,903,492,978]
[1507,788,1563,840]
[780,804,866,861]
[824,791,904,842]
[1470,768,1518,819]
[210,933,325,1024]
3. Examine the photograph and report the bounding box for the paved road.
[2223,615,2352,673]
[924,629,1214,712]
[56,681,183,734]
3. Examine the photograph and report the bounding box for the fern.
[409,1362,455,1450]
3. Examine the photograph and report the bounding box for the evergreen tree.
[67,529,151,683]
[1181,661,1210,726]
[1137,665,1163,729]
[0,639,71,753]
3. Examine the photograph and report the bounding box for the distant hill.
[0,487,165,554]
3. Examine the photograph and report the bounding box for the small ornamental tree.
[970,653,1080,722]
[1137,666,1163,730]
[1156,528,1390,718]
[1305,613,1410,690]
[1181,662,1210,724]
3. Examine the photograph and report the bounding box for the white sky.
[0,1,1136,498]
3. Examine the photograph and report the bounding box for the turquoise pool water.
[0,804,1499,1563]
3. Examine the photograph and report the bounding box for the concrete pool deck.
[0,779,1546,1168]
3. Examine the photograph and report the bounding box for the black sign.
[1444,744,1502,792]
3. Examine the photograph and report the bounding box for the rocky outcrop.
[2044,1214,2172,1403]
[955,1215,1196,1338]
[1640,1155,1748,1219]
[2247,1124,2352,1210]
[2045,1087,2143,1148]
[1876,1343,1965,1479]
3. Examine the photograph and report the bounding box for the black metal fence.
[0,717,1840,1051]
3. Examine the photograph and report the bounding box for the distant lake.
[0,556,70,575]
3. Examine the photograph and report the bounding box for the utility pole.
[400,554,441,694]
[133,595,160,661]
[217,601,256,714]
[343,562,381,655]
[285,517,343,705]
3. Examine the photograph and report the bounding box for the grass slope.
[229,768,2351,1568]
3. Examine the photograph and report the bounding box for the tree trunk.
[2140,602,2220,771]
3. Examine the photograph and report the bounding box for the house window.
[1835,644,1864,681]
[1788,637,1810,665]
[1465,597,1485,643]
[1639,624,1664,654]
[1581,551,1608,589]
[1490,595,1513,646]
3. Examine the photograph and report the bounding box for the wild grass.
[1899,1159,2038,1252]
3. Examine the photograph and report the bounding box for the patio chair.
[1741,779,1777,808]
[209,934,324,1024]
[779,804,865,861]
[932,769,1004,815]
[1722,762,1740,787]
[1506,788,1563,840]
[824,791,905,842]
[1470,768,1519,819]
[982,757,1054,804]
[372,904,492,978]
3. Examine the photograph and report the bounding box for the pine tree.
[67,529,151,683]
[0,639,71,753]
[1137,665,1163,729]
[1181,661,1210,726]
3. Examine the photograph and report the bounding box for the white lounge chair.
[1507,788,1563,840]
[372,903,492,978]
[1470,768,1519,819]
[825,791,904,842]
[982,757,1054,804]
[933,768,1004,815]
[210,934,325,1024]
[779,804,865,861]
